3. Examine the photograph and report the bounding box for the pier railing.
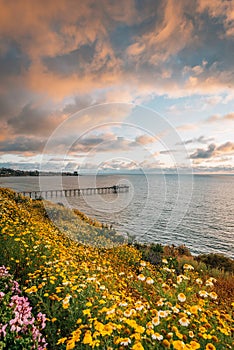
[18,185,129,199]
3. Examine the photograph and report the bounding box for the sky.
[0,0,233,174]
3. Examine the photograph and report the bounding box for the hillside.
[0,188,233,349]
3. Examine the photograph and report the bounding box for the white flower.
[162,258,168,264]
[146,277,154,284]
[179,317,190,326]
[183,264,194,270]
[205,280,214,287]
[137,274,146,281]
[178,293,186,302]
[106,308,115,315]
[199,290,208,298]
[152,316,160,326]
[158,310,169,318]
[119,302,128,307]
[195,278,203,285]
[120,338,131,346]
[140,261,147,267]
[209,291,218,300]
[135,301,144,311]
[171,306,180,313]
[152,332,163,340]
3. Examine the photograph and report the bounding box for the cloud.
[178,135,214,145]
[7,103,66,136]
[190,143,216,159]
[0,136,45,154]
[135,135,156,145]
[190,141,234,159]
[0,0,233,102]
[217,141,234,153]
[206,112,234,123]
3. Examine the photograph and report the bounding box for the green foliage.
[196,253,234,273]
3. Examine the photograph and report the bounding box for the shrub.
[196,253,234,273]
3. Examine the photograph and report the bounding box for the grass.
[0,188,233,350]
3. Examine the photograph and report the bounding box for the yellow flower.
[173,340,185,350]
[205,344,216,350]
[57,337,67,345]
[132,342,144,350]
[66,339,76,350]
[190,341,200,349]
[83,308,91,315]
[162,339,170,348]
[25,285,38,293]
[83,330,93,345]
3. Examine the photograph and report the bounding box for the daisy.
[120,338,131,346]
[146,277,154,284]
[209,291,218,300]
[152,316,160,326]
[178,293,186,302]
[199,290,208,298]
[152,332,163,340]
[137,274,146,281]
[179,317,190,327]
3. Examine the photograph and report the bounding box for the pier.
[19,185,129,199]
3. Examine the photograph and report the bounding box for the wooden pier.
[19,185,129,199]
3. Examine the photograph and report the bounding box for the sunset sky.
[0,0,233,174]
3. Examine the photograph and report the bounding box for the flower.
[190,341,200,349]
[196,278,203,285]
[158,310,169,318]
[119,337,131,346]
[152,316,160,326]
[83,330,93,345]
[199,290,208,298]
[183,264,194,270]
[205,344,216,350]
[209,292,218,300]
[146,277,154,284]
[152,332,163,340]
[178,293,186,302]
[132,342,144,350]
[173,340,185,349]
[179,317,190,327]
[137,274,145,281]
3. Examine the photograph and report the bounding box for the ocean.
[0,174,233,258]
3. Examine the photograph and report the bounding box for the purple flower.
[0,324,8,338]
[0,266,10,277]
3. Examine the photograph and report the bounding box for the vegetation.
[0,188,233,349]
[0,167,78,177]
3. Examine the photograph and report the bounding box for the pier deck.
[19,185,129,199]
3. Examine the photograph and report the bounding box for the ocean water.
[0,174,233,258]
